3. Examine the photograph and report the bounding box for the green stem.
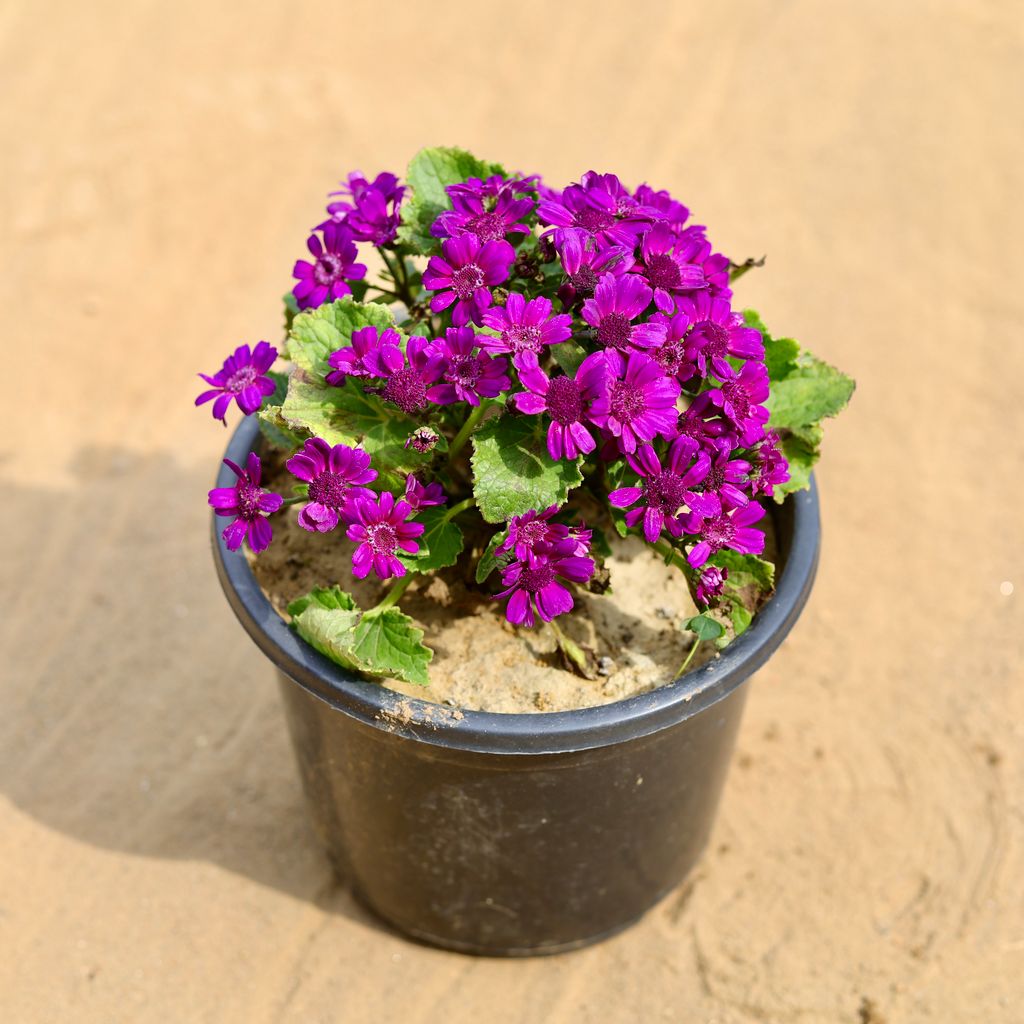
[652,538,689,572]
[380,249,415,306]
[548,617,591,678]
[675,634,702,679]
[443,496,476,522]
[371,575,414,613]
[280,496,306,507]
[447,402,488,462]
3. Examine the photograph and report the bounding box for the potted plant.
[203,147,853,955]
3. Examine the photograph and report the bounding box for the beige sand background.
[2,1,1022,1020]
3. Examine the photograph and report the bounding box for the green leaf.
[288,298,395,378]
[776,433,817,497]
[283,292,300,336]
[287,588,432,686]
[765,351,856,432]
[475,529,508,583]
[683,614,725,643]
[398,507,465,573]
[551,340,589,377]
[397,146,506,253]
[470,414,584,523]
[257,404,305,451]
[280,375,438,489]
[743,308,799,382]
[729,603,753,637]
[709,549,775,594]
[349,608,432,686]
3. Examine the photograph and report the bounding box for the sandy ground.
[2,1,1022,1021]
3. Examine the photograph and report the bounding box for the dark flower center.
[236,480,262,520]
[645,253,681,290]
[227,365,257,393]
[694,321,731,359]
[314,252,345,285]
[702,513,735,551]
[366,522,398,555]
[569,265,598,295]
[609,380,647,423]
[449,355,483,385]
[451,263,485,299]
[574,206,615,234]
[653,338,685,375]
[545,376,584,424]
[505,323,543,353]
[596,312,633,349]
[520,561,556,592]
[308,471,351,509]
[642,472,687,514]
[516,520,550,549]
[466,212,506,242]
[721,379,750,420]
[383,368,428,412]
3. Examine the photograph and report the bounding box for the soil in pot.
[251,459,778,714]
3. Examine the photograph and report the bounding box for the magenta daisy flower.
[208,453,283,553]
[677,393,735,448]
[321,171,404,246]
[636,223,707,312]
[196,341,278,424]
[679,292,764,380]
[675,226,731,298]
[495,549,596,627]
[581,273,666,352]
[749,431,790,498]
[705,361,771,446]
[695,565,728,605]
[292,223,367,310]
[512,351,609,461]
[590,350,682,454]
[479,293,572,358]
[363,335,447,415]
[432,176,534,242]
[426,326,510,406]
[286,438,377,534]
[648,310,698,383]
[325,326,403,386]
[344,491,425,581]
[633,183,690,231]
[496,506,591,561]
[422,234,515,326]
[404,474,446,511]
[694,446,752,510]
[538,171,647,249]
[684,496,766,568]
[608,437,713,542]
[555,228,633,307]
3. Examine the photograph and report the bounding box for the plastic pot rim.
[212,415,820,756]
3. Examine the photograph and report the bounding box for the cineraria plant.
[200,147,853,687]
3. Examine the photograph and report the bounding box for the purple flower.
[674,226,732,298]
[344,491,424,580]
[608,437,713,542]
[679,292,764,380]
[555,228,633,307]
[512,351,609,461]
[405,426,441,453]
[633,183,690,230]
[648,310,698,383]
[705,361,771,446]
[479,293,572,357]
[325,326,403,386]
[208,453,283,553]
[196,341,278,423]
[590,350,681,454]
[749,431,790,498]
[422,234,515,326]
[286,438,377,534]
[677,393,735,448]
[497,506,590,561]
[321,171,404,246]
[538,171,647,249]
[404,474,446,511]
[495,548,596,627]
[684,496,766,568]
[427,326,510,406]
[292,223,367,310]
[581,273,665,352]
[695,565,728,605]
[432,177,534,242]
[363,335,447,414]
[697,446,753,510]
[636,223,707,312]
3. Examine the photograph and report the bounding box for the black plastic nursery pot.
[212,416,821,956]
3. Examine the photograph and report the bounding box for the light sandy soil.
[2,2,1022,1021]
